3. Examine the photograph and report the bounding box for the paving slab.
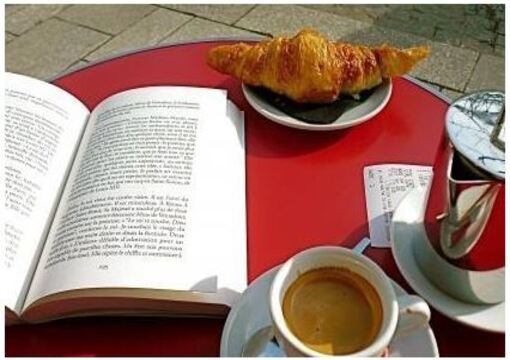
[376,14,435,39]
[496,34,504,47]
[433,28,463,47]
[6,4,68,35]
[301,4,388,23]
[5,5,27,17]
[494,45,504,57]
[498,20,504,35]
[341,24,428,48]
[161,17,263,44]
[236,5,371,39]
[436,33,495,57]
[5,33,16,44]
[6,18,109,80]
[162,4,255,25]
[411,41,478,91]
[57,4,156,35]
[86,8,191,62]
[466,54,505,92]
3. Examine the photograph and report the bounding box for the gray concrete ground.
[5,4,505,100]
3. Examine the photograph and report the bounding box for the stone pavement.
[5,4,505,100]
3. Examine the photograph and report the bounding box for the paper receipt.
[363,164,433,248]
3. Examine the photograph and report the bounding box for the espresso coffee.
[282,267,383,355]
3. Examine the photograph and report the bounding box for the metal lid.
[446,91,505,180]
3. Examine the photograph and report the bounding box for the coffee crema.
[282,267,383,355]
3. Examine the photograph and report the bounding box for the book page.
[4,73,89,313]
[363,164,433,248]
[207,102,246,303]
[24,87,246,309]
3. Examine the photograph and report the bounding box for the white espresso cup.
[269,246,431,357]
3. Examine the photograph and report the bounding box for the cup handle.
[394,295,431,338]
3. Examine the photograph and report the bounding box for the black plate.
[248,85,378,125]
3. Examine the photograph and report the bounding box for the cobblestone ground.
[5,4,505,100]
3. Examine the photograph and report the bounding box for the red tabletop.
[6,39,504,357]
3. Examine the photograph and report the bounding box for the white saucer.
[390,187,505,333]
[242,79,392,131]
[220,265,439,357]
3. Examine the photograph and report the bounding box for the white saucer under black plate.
[242,79,392,131]
[220,265,439,357]
[390,187,505,333]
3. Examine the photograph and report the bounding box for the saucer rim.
[390,187,505,334]
[241,79,392,131]
[220,264,439,357]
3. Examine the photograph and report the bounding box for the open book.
[5,72,246,324]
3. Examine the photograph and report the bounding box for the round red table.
[6,39,504,357]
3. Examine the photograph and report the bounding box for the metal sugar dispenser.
[416,91,505,305]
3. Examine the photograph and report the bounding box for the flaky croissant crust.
[207,29,430,103]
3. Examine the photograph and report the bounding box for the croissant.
[207,29,430,103]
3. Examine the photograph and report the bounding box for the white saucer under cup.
[220,265,439,357]
[242,79,392,131]
[390,186,505,333]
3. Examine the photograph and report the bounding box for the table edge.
[50,36,452,105]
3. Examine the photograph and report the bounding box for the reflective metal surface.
[446,91,505,180]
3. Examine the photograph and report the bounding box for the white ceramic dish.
[220,265,439,357]
[390,187,505,333]
[242,80,392,131]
